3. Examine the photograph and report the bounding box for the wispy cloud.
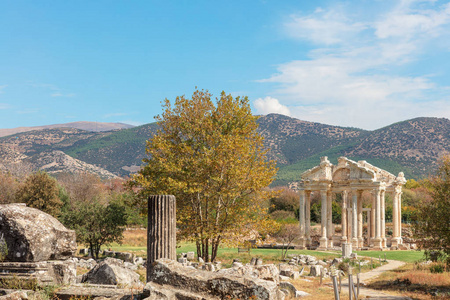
[51,92,75,97]
[259,0,450,129]
[29,82,76,98]
[103,112,129,118]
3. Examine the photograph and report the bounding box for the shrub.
[430,263,445,274]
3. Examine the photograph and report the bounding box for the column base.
[382,237,387,248]
[327,237,333,248]
[298,238,307,249]
[372,237,382,250]
[318,237,328,250]
[352,238,359,248]
[391,237,401,248]
[358,237,364,248]
[340,236,348,244]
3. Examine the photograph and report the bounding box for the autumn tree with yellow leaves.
[130,89,277,262]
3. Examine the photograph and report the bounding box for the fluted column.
[351,190,358,248]
[299,190,306,247]
[373,188,382,249]
[398,191,403,244]
[357,190,363,248]
[147,195,176,280]
[319,190,328,249]
[305,191,311,246]
[327,190,333,248]
[392,189,400,248]
[341,190,348,243]
[381,189,386,248]
[370,191,376,246]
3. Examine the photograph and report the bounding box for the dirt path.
[339,259,412,299]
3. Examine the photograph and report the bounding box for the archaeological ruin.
[297,156,407,250]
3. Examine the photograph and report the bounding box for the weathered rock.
[0,291,28,300]
[309,265,323,277]
[0,260,76,285]
[218,264,280,285]
[81,257,142,287]
[0,204,77,262]
[149,259,279,300]
[186,251,195,260]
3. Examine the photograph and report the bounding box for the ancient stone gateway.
[297,156,406,250]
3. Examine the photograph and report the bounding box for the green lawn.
[107,242,340,264]
[355,250,425,262]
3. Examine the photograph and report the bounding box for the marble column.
[351,190,358,248]
[381,189,386,248]
[347,207,352,241]
[319,190,328,249]
[398,191,403,245]
[327,190,333,248]
[305,191,311,246]
[373,188,382,249]
[341,190,348,243]
[357,190,363,248]
[147,195,176,281]
[391,189,400,248]
[299,190,306,247]
[370,191,376,247]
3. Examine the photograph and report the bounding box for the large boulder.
[0,204,77,262]
[148,259,280,300]
[81,257,142,286]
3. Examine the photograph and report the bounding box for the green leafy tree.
[16,171,62,217]
[60,199,127,259]
[130,89,277,262]
[413,155,450,266]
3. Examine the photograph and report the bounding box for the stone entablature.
[297,156,406,250]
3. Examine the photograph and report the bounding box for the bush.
[270,210,296,223]
[430,263,445,273]
[269,188,298,213]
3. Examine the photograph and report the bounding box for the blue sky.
[1,0,449,130]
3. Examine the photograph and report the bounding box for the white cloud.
[259,0,450,129]
[285,7,367,45]
[253,97,291,116]
[51,92,75,97]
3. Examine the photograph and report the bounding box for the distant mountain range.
[0,121,134,137]
[0,115,448,185]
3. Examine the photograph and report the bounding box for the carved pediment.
[301,156,332,181]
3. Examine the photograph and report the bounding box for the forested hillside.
[0,115,448,185]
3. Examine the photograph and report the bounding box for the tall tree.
[130,89,277,262]
[414,155,450,266]
[16,171,62,217]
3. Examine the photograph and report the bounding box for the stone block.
[186,251,195,260]
[0,204,77,262]
[342,243,352,258]
[309,265,323,277]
